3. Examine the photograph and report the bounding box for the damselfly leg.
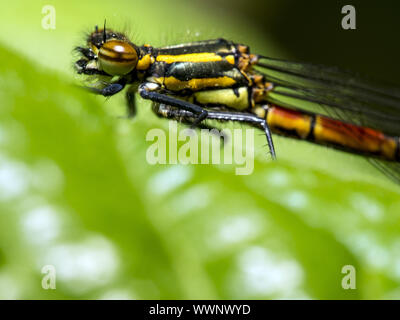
[152,104,229,144]
[125,85,137,118]
[138,83,209,126]
[152,104,276,159]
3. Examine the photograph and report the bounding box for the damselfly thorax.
[75,24,400,183]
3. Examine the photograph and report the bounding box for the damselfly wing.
[254,56,400,183]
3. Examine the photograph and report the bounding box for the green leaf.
[0,0,399,300]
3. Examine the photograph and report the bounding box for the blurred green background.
[0,0,400,299]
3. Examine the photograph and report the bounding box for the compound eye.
[98,40,138,75]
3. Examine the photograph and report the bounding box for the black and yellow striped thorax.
[135,39,258,110]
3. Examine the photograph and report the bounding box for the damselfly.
[74,24,400,183]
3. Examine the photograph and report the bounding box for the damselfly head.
[74,25,139,76]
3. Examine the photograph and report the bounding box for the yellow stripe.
[156,52,223,63]
[267,107,312,139]
[225,55,235,65]
[137,54,154,70]
[162,76,236,91]
[194,87,249,110]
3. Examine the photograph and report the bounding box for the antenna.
[103,19,107,43]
